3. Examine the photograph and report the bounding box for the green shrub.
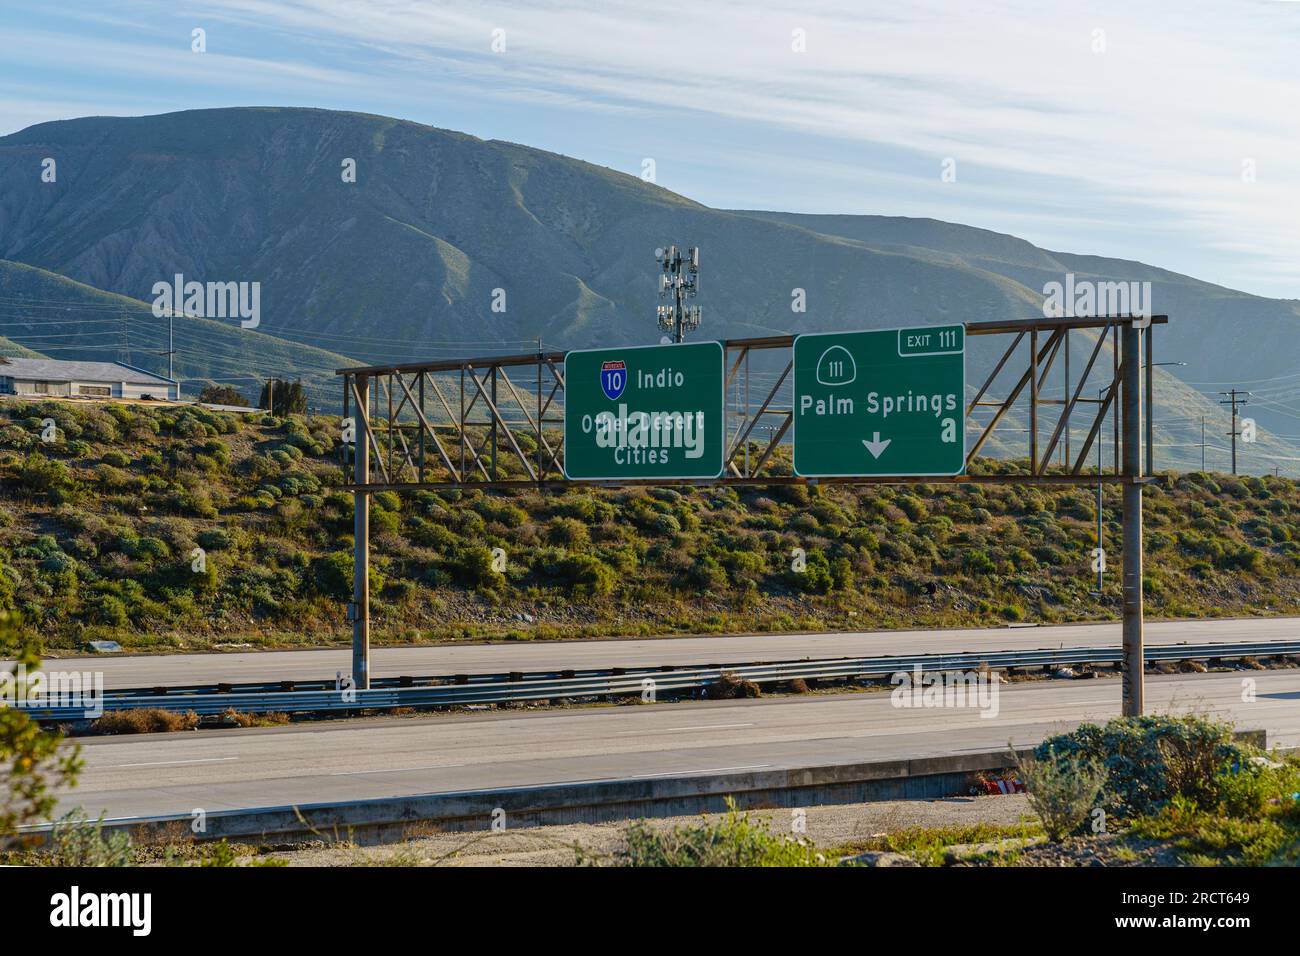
[1035,715,1243,819]
[787,550,833,594]
[370,508,400,535]
[0,424,35,451]
[555,553,616,597]
[651,513,681,536]
[896,495,928,522]
[721,549,766,586]
[1,612,82,848]
[546,517,590,550]
[1214,757,1300,818]
[1014,746,1108,840]
[197,528,234,551]
[42,813,133,866]
[451,546,505,592]
[311,551,384,599]
[879,538,915,563]
[404,518,455,553]
[94,594,129,628]
[687,555,728,591]
[474,497,527,528]
[18,453,73,497]
[0,560,16,612]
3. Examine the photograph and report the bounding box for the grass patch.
[593,800,829,867]
[1126,796,1299,866]
[835,820,1042,866]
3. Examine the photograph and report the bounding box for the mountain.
[0,106,1295,473]
[0,334,41,358]
[738,209,1300,406]
[0,259,357,406]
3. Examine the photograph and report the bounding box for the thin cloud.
[2,0,1298,295]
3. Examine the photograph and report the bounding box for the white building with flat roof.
[0,358,178,401]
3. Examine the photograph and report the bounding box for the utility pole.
[154,311,177,396]
[1219,389,1250,475]
[1200,416,1206,472]
[1121,322,1144,717]
[655,245,701,342]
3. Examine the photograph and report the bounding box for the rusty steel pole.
[352,373,371,690]
[1121,323,1144,716]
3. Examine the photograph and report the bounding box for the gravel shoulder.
[272,793,1034,867]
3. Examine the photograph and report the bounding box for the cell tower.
[654,245,701,343]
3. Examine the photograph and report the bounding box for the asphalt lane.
[54,669,1300,822]
[31,616,1300,689]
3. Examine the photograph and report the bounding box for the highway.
[53,669,1300,823]
[32,616,1300,689]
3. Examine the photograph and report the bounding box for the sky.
[2,0,1299,299]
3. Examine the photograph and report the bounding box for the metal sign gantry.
[338,315,1165,715]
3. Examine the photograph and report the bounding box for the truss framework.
[338,316,1166,491]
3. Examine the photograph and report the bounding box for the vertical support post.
[1121,322,1144,717]
[536,339,543,482]
[1096,397,1104,594]
[1144,325,1154,476]
[1029,329,1039,472]
[1112,323,1120,474]
[418,373,425,482]
[352,374,371,691]
[1063,329,1070,468]
[490,365,498,480]
[340,371,351,478]
[744,348,751,478]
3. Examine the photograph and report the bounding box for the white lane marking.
[636,763,770,777]
[558,764,772,785]
[330,763,473,777]
[333,762,772,783]
[104,757,240,769]
[614,722,754,735]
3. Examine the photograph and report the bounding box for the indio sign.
[563,341,725,480]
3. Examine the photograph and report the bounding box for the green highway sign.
[793,325,966,477]
[563,341,725,480]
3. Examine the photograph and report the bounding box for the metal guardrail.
[15,639,1300,721]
